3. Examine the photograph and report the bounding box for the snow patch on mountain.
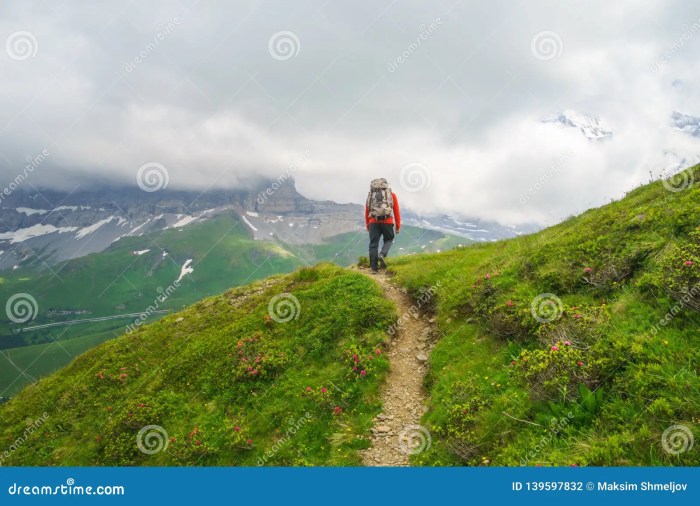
[176,259,194,283]
[542,110,613,140]
[16,207,49,216]
[671,111,700,137]
[126,219,152,237]
[53,205,92,212]
[169,215,198,229]
[0,223,79,243]
[242,216,259,232]
[0,181,530,271]
[403,211,540,241]
[75,216,115,239]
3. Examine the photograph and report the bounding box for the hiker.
[365,178,401,273]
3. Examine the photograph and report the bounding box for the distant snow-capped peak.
[542,109,613,140]
[402,211,540,242]
[671,111,700,138]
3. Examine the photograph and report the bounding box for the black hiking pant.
[368,222,395,270]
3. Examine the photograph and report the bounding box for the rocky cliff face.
[247,177,317,214]
[239,177,363,245]
[0,177,535,271]
[0,178,364,270]
[671,110,700,138]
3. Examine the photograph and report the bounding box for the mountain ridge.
[0,179,530,271]
[2,165,699,466]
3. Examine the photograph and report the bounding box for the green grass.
[0,211,300,340]
[6,166,699,467]
[0,212,302,396]
[0,263,395,465]
[0,216,463,397]
[304,225,467,266]
[0,330,118,399]
[386,165,700,466]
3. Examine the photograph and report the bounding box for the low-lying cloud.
[1,0,699,225]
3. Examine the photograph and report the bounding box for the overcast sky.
[1,0,699,225]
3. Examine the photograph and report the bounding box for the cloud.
[1,0,699,225]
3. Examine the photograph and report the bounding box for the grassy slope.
[7,166,697,467]
[0,264,395,465]
[303,225,467,266]
[0,215,462,397]
[0,211,300,340]
[387,166,700,466]
[0,212,301,397]
[0,331,115,400]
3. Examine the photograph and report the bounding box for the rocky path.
[360,270,435,466]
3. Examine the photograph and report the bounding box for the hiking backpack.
[367,178,393,219]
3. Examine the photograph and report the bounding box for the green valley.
[0,210,462,397]
[2,167,699,466]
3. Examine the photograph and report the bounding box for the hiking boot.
[370,268,379,274]
[378,254,387,269]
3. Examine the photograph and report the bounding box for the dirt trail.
[359,270,435,466]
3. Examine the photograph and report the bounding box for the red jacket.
[365,192,401,230]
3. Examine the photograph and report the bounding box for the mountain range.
[0,179,475,397]
[671,110,700,138]
[0,178,528,272]
[543,108,700,144]
[2,163,698,466]
[542,109,614,140]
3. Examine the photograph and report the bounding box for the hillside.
[0,181,521,274]
[0,264,395,465]
[2,166,699,466]
[0,210,459,397]
[389,165,700,466]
